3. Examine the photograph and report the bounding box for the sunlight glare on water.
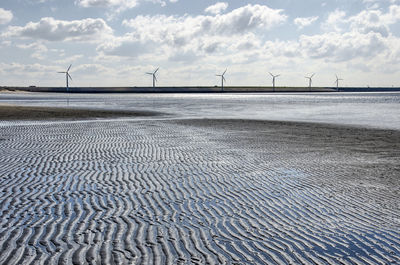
[1,92,399,130]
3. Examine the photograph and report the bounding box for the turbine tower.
[146,68,159,88]
[335,74,343,91]
[216,69,227,92]
[58,64,72,92]
[305,73,315,91]
[269,72,280,92]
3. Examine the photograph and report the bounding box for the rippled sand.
[0,110,399,264]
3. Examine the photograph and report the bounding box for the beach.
[0,102,399,264]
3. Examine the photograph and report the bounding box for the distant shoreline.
[2,86,400,93]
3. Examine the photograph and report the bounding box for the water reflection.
[1,92,399,130]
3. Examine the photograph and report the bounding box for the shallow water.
[1,92,400,130]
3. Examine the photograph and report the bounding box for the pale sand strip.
[0,118,399,264]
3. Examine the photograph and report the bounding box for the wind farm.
[0,64,400,93]
[3,66,400,93]
[1,64,399,93]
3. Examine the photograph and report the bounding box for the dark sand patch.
[173,118,400,205]
[0,104,163,120]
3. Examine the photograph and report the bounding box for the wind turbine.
[58,64,72,92]
[335,74,343,91]
[146,68,159,88]
[216,69,227,92]
[269,72,280,92]
[305,73,315,91]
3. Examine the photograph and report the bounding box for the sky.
[0,0,400,87]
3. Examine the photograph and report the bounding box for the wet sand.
[0,111,399,264]
[0,104,161,121]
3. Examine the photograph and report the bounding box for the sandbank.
[0,104,162,120]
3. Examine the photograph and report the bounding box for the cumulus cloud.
[100,4,286,60]
[322,5,400,36]
[349,9,390,37]
[266,5,400,65]
[122,4,287,42]
[205,2,228,15]
[321,9,347,32]
[294,16,319,29]
[0,8,13,25]
[3,17,112,42]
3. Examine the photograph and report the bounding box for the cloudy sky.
[1,0,399,87]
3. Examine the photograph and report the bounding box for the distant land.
[1,86,400,93]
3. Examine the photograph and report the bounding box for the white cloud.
[294,16,319,29]
[0,8,13,25]
[75,0,138,10]
[0,62,54,74]
[349,9,390,37]
[97,35,151,58]
[74,63,108,75]
[205,2,228,15]
[100,4,287,61]
[298,31,386,62]
[74,0,175,15]
[122,4,287,42]
[17,42,48,59]
[322,9,347,32]
[322,5,400,35]
[263,5,400,72]
[3,17,113,42]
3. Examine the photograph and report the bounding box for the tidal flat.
[0,93,399,264]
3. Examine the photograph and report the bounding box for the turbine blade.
[223,69,227,75]
[67,64,72,72]
[154,67,159,74]
[146,72,153,75]
[311,73,315,78]
[67,73,72,80]
[58,72,66,73]
[223,76,226,82]
[269,72,274,77]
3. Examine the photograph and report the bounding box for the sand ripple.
[0,119,399,264]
